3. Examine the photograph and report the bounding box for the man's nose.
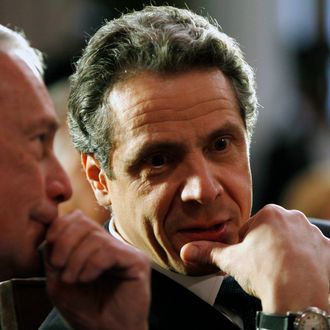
[181,159,223,204]
[46,156,72,204]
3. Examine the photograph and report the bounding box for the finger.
[78,242,151,283]
[44,257,62,297]
[59,229,150,284]
[47,210,101,243]
[59,230,117,283]
[47,214,102,269]
[180,240,230,274]
[47,210,83,241]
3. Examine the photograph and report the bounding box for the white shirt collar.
[108,219,223,305]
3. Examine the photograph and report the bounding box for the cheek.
[8,145,45,191]
[18,170,45,201]
[117,180,177,244]
[152,183,188,255]
[0,149,45,252]
[232,164,252,221]
[119,176,175,221]
[149,183,177,222]
[0,201,42,273]
[0,164,44,206]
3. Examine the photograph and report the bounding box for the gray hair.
[68,5,259,176]
[0,24,44,78]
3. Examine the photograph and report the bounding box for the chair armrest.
[309,218,330,238]
[0,278,53,330]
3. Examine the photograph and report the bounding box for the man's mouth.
[30,205,58,226]
[178,222,228,242]
[30,212,53,247]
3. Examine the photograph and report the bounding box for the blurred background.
[1,0,329,220]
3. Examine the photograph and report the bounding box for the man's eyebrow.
[26,117,59,134]
[206,122,246,142]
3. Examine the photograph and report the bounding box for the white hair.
[0,24,44,78]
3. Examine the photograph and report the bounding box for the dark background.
[2,0,330,216]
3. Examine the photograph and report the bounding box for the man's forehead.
[0,50,37,86]
[108,68,239,114]
[108,68,241,129]
[0,47,42,80]
[0,50,59,128]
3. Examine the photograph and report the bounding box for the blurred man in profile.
[0,24,150,330]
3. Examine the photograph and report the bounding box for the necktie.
[215,276,262,330]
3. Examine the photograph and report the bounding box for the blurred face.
[102,69,252,275]
[0,50,72,280]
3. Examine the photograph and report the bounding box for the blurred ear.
[81,153,112,207]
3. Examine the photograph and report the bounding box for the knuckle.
[261,204,283,221]
[138,253,151,270]
[288,208,306,220]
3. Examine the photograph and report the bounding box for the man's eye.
[31,131,49,144]
[146,154,167,168]
[212,137,230,151]
[36,133,47,143]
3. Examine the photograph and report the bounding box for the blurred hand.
[181,204,330,313]
[45,210,150,330]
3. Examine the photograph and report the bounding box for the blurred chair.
[310,218,330,238]
[281,161,330,221]
[0,278,52,330]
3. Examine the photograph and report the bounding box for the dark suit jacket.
[39,218,330,330]
[39,269,251,330]
[149,270,258,330]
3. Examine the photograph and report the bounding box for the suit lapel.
[149,270,240,330]
[215,276,262,330]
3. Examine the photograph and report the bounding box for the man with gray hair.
[43,5,330,330]
[0,24,150,330]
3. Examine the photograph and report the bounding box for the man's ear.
[81,153,112,207]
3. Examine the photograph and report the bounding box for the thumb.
[180,240,231,274]
[39,242,63,294]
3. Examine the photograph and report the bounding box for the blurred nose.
[46,155,72,204]
[181,157,223,204]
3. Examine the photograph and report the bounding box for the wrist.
[261,284,330,314]
[256,307,330,330]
